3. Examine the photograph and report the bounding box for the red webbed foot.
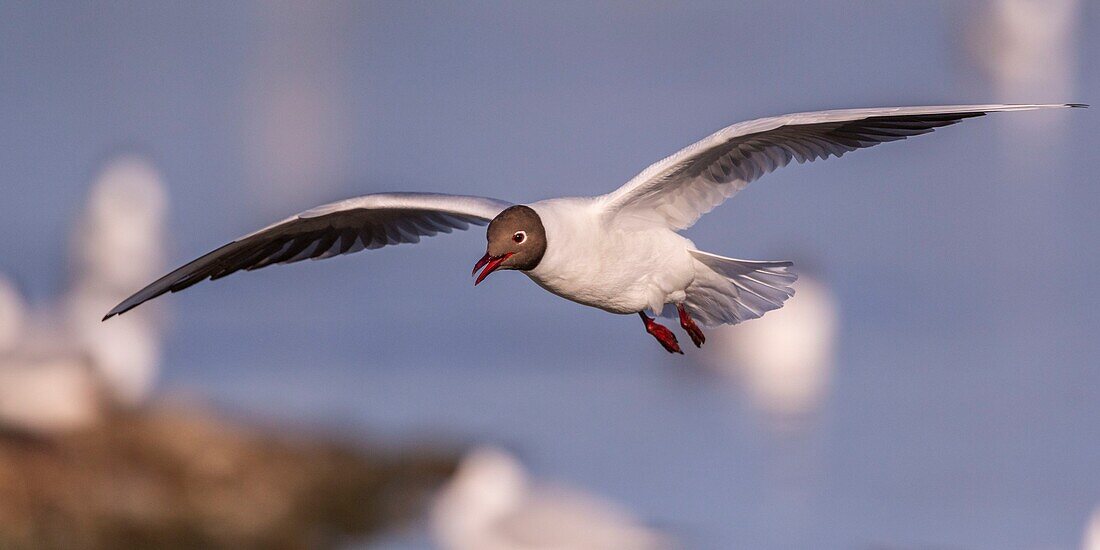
[639,312,683,354]
[677,304,705,348]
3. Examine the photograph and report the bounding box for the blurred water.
[164,276,1100,549]
[1,2,1097,548]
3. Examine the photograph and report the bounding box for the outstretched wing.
[103,192,512,319]
[600,103,1084,230]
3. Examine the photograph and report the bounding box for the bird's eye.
[512,231,527,244]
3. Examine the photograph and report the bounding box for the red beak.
[472,252,514,286]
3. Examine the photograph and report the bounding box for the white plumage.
[1085,505,1100,550]
[0,155,170,434]
[431,447,673,550]
[0,276,25,354]
[700,273,839,422]
[103,104,1081,352]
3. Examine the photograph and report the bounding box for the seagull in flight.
[104,103,1084,353]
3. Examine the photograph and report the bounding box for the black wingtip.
[1067,103,1089,108]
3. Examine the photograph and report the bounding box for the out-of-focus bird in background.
[965,0,1079,105]
[699,271,839,428]
[102,104,1082,355]
[0,155,168,435]
[65,155,169,404]
[0,276,24,356]
[0,275,97,435]
[431,446,674,550]
[1085,506,1100,550]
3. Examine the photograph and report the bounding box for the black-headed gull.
[431,446,673,550]
[104,104,1084,353]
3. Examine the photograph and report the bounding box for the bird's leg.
[639,312,683,354]
[676,304,705,348]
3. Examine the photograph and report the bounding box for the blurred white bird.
[104,104,1082,354]
[431,447,674,550]
[1085,506,1100,550]
[0,354,101,435]
[66,155,169,404]
[0,275,26,355]
[965,0,1079,102]
[0,276,102,435]
[0,155,170,435]
[700,273,839,423]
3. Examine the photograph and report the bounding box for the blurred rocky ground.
[0,405,457,550]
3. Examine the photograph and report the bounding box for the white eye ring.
[512,231,527,244]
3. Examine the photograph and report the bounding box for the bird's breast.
[523,200,695,314]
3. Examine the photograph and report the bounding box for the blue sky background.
[1,2,1097,548]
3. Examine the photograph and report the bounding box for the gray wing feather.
[602,104,1084,229]
[103,192,512,319]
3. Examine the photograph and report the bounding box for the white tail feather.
[665,250,797,327]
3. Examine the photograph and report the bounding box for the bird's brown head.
[472,205,546,285]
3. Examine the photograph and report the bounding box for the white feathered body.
[526,197,696,315]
